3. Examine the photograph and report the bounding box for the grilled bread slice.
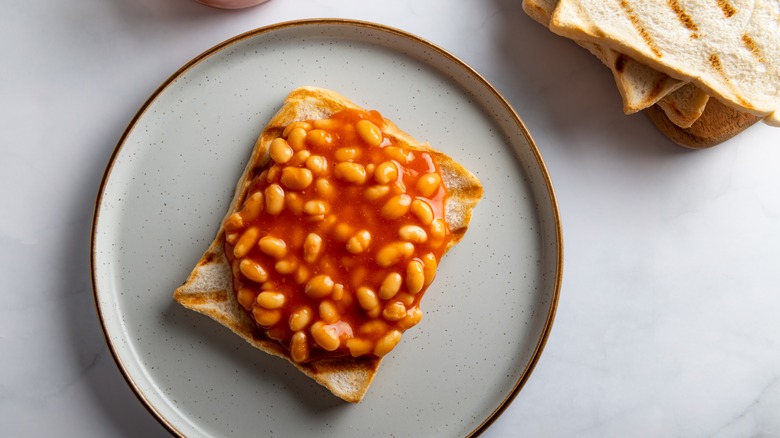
[549,0,780,126]
[522,0,691,115]
[173,86,483,403]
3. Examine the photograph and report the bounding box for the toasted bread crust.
[173,87,482,402]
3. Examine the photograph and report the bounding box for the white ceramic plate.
[91,19,562,437]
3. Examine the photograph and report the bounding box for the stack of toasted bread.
[523,0,779,148]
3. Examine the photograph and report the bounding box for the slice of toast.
[173,87,483,402]
[549,0,780,126]
[522,0,691,115]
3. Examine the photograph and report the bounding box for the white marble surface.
[2,0,779,436]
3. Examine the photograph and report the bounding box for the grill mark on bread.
[182,290,229,305]
[708,54,752,108]
[666,0,699,39]
[666,101,685,118]
[708,54,724,76]
[619,0,663,58]
[647,79,667,101]
[249,164,265,180]
[741,34,766,64]
[716,0,738,17]
[614,54,629,73]
[201,251,216,265]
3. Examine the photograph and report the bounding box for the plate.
[91,19,562,437]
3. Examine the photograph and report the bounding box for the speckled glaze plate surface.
[91,19,561,437]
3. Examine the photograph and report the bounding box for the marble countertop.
[3,0,779,436]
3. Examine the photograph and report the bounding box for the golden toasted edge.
[646,97,760,149]
[173,86,483,402]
